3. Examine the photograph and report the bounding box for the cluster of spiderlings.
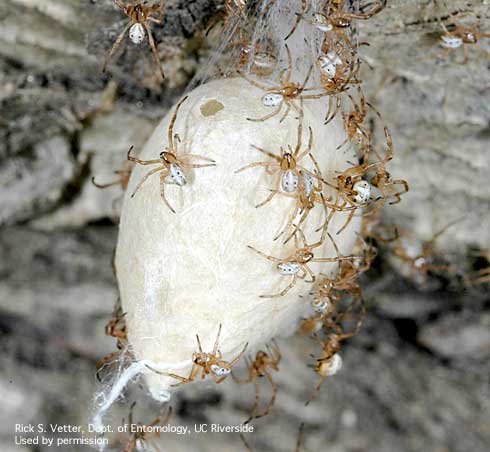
[93,0,411,444]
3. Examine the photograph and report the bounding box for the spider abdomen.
[353,180,371,204]
[277,262,301,275]
[281,170,299,192]
[441,35,463,49]
[262,93,283,107]
[129,23,146,44]
[168,163,186,186]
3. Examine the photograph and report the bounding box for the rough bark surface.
[1,1,489,451]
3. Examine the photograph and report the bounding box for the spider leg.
[256,187,279,208]
[251,145,282,162]
[290,99,304,118]
[325,95,339,124]
[254,372,277,421]
[130,166,164,198]
[159,171,176,213]
[103,22,132,73]
[168,96,188,151]
[144,23,165,80]
[145,364,196,386]
[127,146,161,165]
[301,64,314,91]
[228,341,249,367]
[283,44,293,84]
[235,161,273,174]
[336,207,358,235]
[183,163,216,169]
[305,374,327,406]
[260,274,298,298]
[285,0,310,40]
[113,0,126,10]
[269,339,281,364]
[303,264,316,283]
[247,102,284,122]
[211,324,222,355]
[275,201,301,243]
[232,366,253,384]
[91,177,120,189]
[179,154,216,164]
[240,432,253,452]
[300,91,331,100]
[475,43,490,60]
[238,71,274,90]
[469,270,490,285]
[242,376,260,423]
[387,179,409,204]
[247,245,282,263]
[278,101,292,123]
[295,423,305,452]
[343,0,386,20]
[123,436,136,452]
[304,126,313,155]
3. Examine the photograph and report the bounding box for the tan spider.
[436,13,490,63]
[323,130,398,235]
[105,298,127,350]
[122,402,172,452]
[392,219,462,277]
[235,119,322,208]
[103,0,166,80]
[248,227,362,299]
[306,297,365,404]
[146,324,248,386]
[370,128,409,205]
[240,45,330,122]
[127,96,216,213]
[232,340,281,424]
[286,0,386,41]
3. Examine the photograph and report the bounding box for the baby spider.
[240,45,330,122]
[127,96,216,213]
[146,324,248,386]
[208,0,247,31]
[336,87,379,149]
[231,35,277,77]
[235,119,321,208]
[309,235,363,315]
[105,298,127,350]
[324,163,374,235]
[122,402,172,452]
[370,128,409,205]
[103,0,166,80]
[392,219,462,278]
[437,17,490,63]
[286,0,386,41]
[306,298,365,404]
[248,227,362,298]
[232,340,281,424]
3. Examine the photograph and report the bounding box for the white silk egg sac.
[114,77,362,401]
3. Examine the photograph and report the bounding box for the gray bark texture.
[1,1,489,452]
